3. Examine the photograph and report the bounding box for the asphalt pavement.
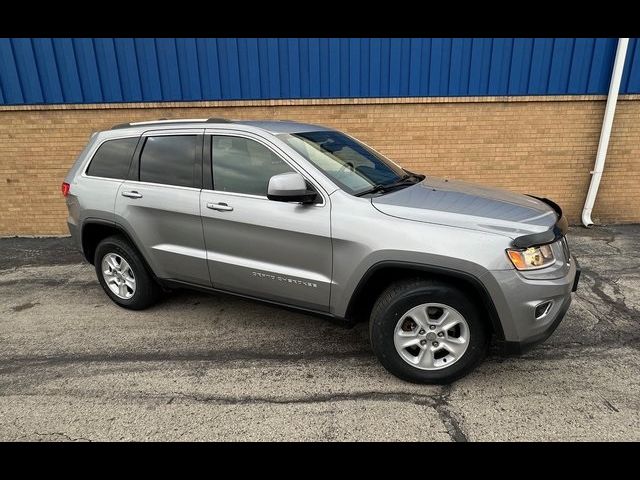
[1,225,638,441]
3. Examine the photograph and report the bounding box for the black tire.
[94,235,161,310]
[370,278,489,384]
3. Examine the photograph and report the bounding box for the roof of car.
[109,118,332,134]
[236,120,332,134]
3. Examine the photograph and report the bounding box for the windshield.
[278,130,408,195]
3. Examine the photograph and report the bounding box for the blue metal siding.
[0,38,638,105]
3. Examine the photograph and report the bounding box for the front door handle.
[206,202,234,212]
[122,191,143,199]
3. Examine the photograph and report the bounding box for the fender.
[346,260,505,340]
[80,218,159,281]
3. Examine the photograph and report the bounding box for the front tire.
[94,235,161,310]
[370,278,489,384]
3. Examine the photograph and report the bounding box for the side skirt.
[157,278,355,328]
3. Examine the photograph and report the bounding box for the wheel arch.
[344,261,505,340]
[80,219,156,278]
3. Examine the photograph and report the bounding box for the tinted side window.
[139,135,197,188]
[212,136,293,196]
[86,137,138,179]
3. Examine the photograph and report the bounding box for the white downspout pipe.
[581,38,629,227]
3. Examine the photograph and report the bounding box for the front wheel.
[370,279,489,384]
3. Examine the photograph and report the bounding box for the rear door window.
[139,135,198,188]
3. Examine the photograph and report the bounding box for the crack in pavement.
[602,398,620,413]
[3,388,468,442]
[30,432,92,442]
[603,237,623,255]
[10,302,40,312]
[166,390,439,407]
[155,388,468,442]
[432,385,468,442]
[0,388,441,409]
[159,389,469,442]
[0,278,97,288]
[3,389,467,442]
[0,349,374,375]
[579,265,638,320]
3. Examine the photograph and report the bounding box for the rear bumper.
[67,218,81,252]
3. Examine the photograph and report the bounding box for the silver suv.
[63,118,580,384]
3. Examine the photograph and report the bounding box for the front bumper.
[489,255,580,355]
[572,257,581,293]
[498,294,571,354]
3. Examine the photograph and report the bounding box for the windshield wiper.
[355,173,425,197]
[355,183,389,196]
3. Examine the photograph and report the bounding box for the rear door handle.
[206,202,233,212]
[121,191,143,199]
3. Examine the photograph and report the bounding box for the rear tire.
[370,278,489,384]
[94,235,161,310]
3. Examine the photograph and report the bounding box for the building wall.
[1,95,638,236]
[1,38,639,105]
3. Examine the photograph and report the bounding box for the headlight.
[506,244,555,270]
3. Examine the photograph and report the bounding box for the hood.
[371,176,558,238]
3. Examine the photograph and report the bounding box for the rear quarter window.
[85,137,139,179]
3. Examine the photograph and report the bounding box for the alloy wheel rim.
[101,253,136,299]
[393,303,470,370]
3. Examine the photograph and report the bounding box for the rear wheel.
[94,235,161,310]
[370,278,489,384]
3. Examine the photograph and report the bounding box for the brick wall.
[1,96,638,235]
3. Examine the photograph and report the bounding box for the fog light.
[534,301,553,320]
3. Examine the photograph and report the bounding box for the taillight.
[61,182,71,197]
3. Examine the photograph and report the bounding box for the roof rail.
[111,117,232,129]
[111,122,135,129]
[206,117,232,123]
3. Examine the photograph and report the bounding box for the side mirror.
[267,172,318,204]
